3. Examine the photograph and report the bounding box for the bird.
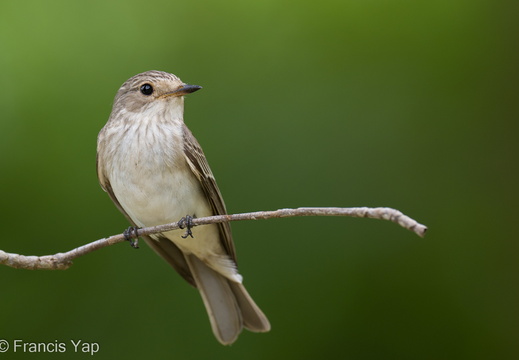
[96,70,270,345]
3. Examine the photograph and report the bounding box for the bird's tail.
[186,255,270,345]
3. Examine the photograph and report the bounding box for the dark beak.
[162,84,202,98]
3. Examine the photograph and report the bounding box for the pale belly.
[109,162,236,279]
[111,164,209,227]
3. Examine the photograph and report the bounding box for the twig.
[0,207,427,270]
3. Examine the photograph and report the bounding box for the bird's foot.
[178,215,195,239]
[123,226,140,249]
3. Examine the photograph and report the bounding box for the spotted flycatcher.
[96,70,270,345]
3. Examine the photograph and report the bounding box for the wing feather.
[182,124,237,264]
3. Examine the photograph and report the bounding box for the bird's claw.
[178,215,195,239]
[123,226,140,249]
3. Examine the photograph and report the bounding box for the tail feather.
[186,255,242,345]
[186,255,270,345]
[229,282,271,332]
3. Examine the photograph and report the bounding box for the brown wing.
[96,152,196,286]
[182,124,237,264]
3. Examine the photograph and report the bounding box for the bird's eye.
[140,83,154,96]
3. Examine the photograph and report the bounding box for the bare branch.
[0,207,427,270]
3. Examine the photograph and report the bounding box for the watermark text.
[0,339,99,355]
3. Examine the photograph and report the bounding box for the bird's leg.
[123,226,140,249]
[178,215,195,239]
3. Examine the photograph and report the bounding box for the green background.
[1,0,517,359]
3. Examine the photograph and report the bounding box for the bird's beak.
[161,84,202,98]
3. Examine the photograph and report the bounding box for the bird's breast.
[105,118,209,227]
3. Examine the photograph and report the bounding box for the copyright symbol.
[0,339,8,352]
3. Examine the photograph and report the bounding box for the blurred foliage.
[0,0,518,359]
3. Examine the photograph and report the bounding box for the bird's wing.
[182,124,237,264]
